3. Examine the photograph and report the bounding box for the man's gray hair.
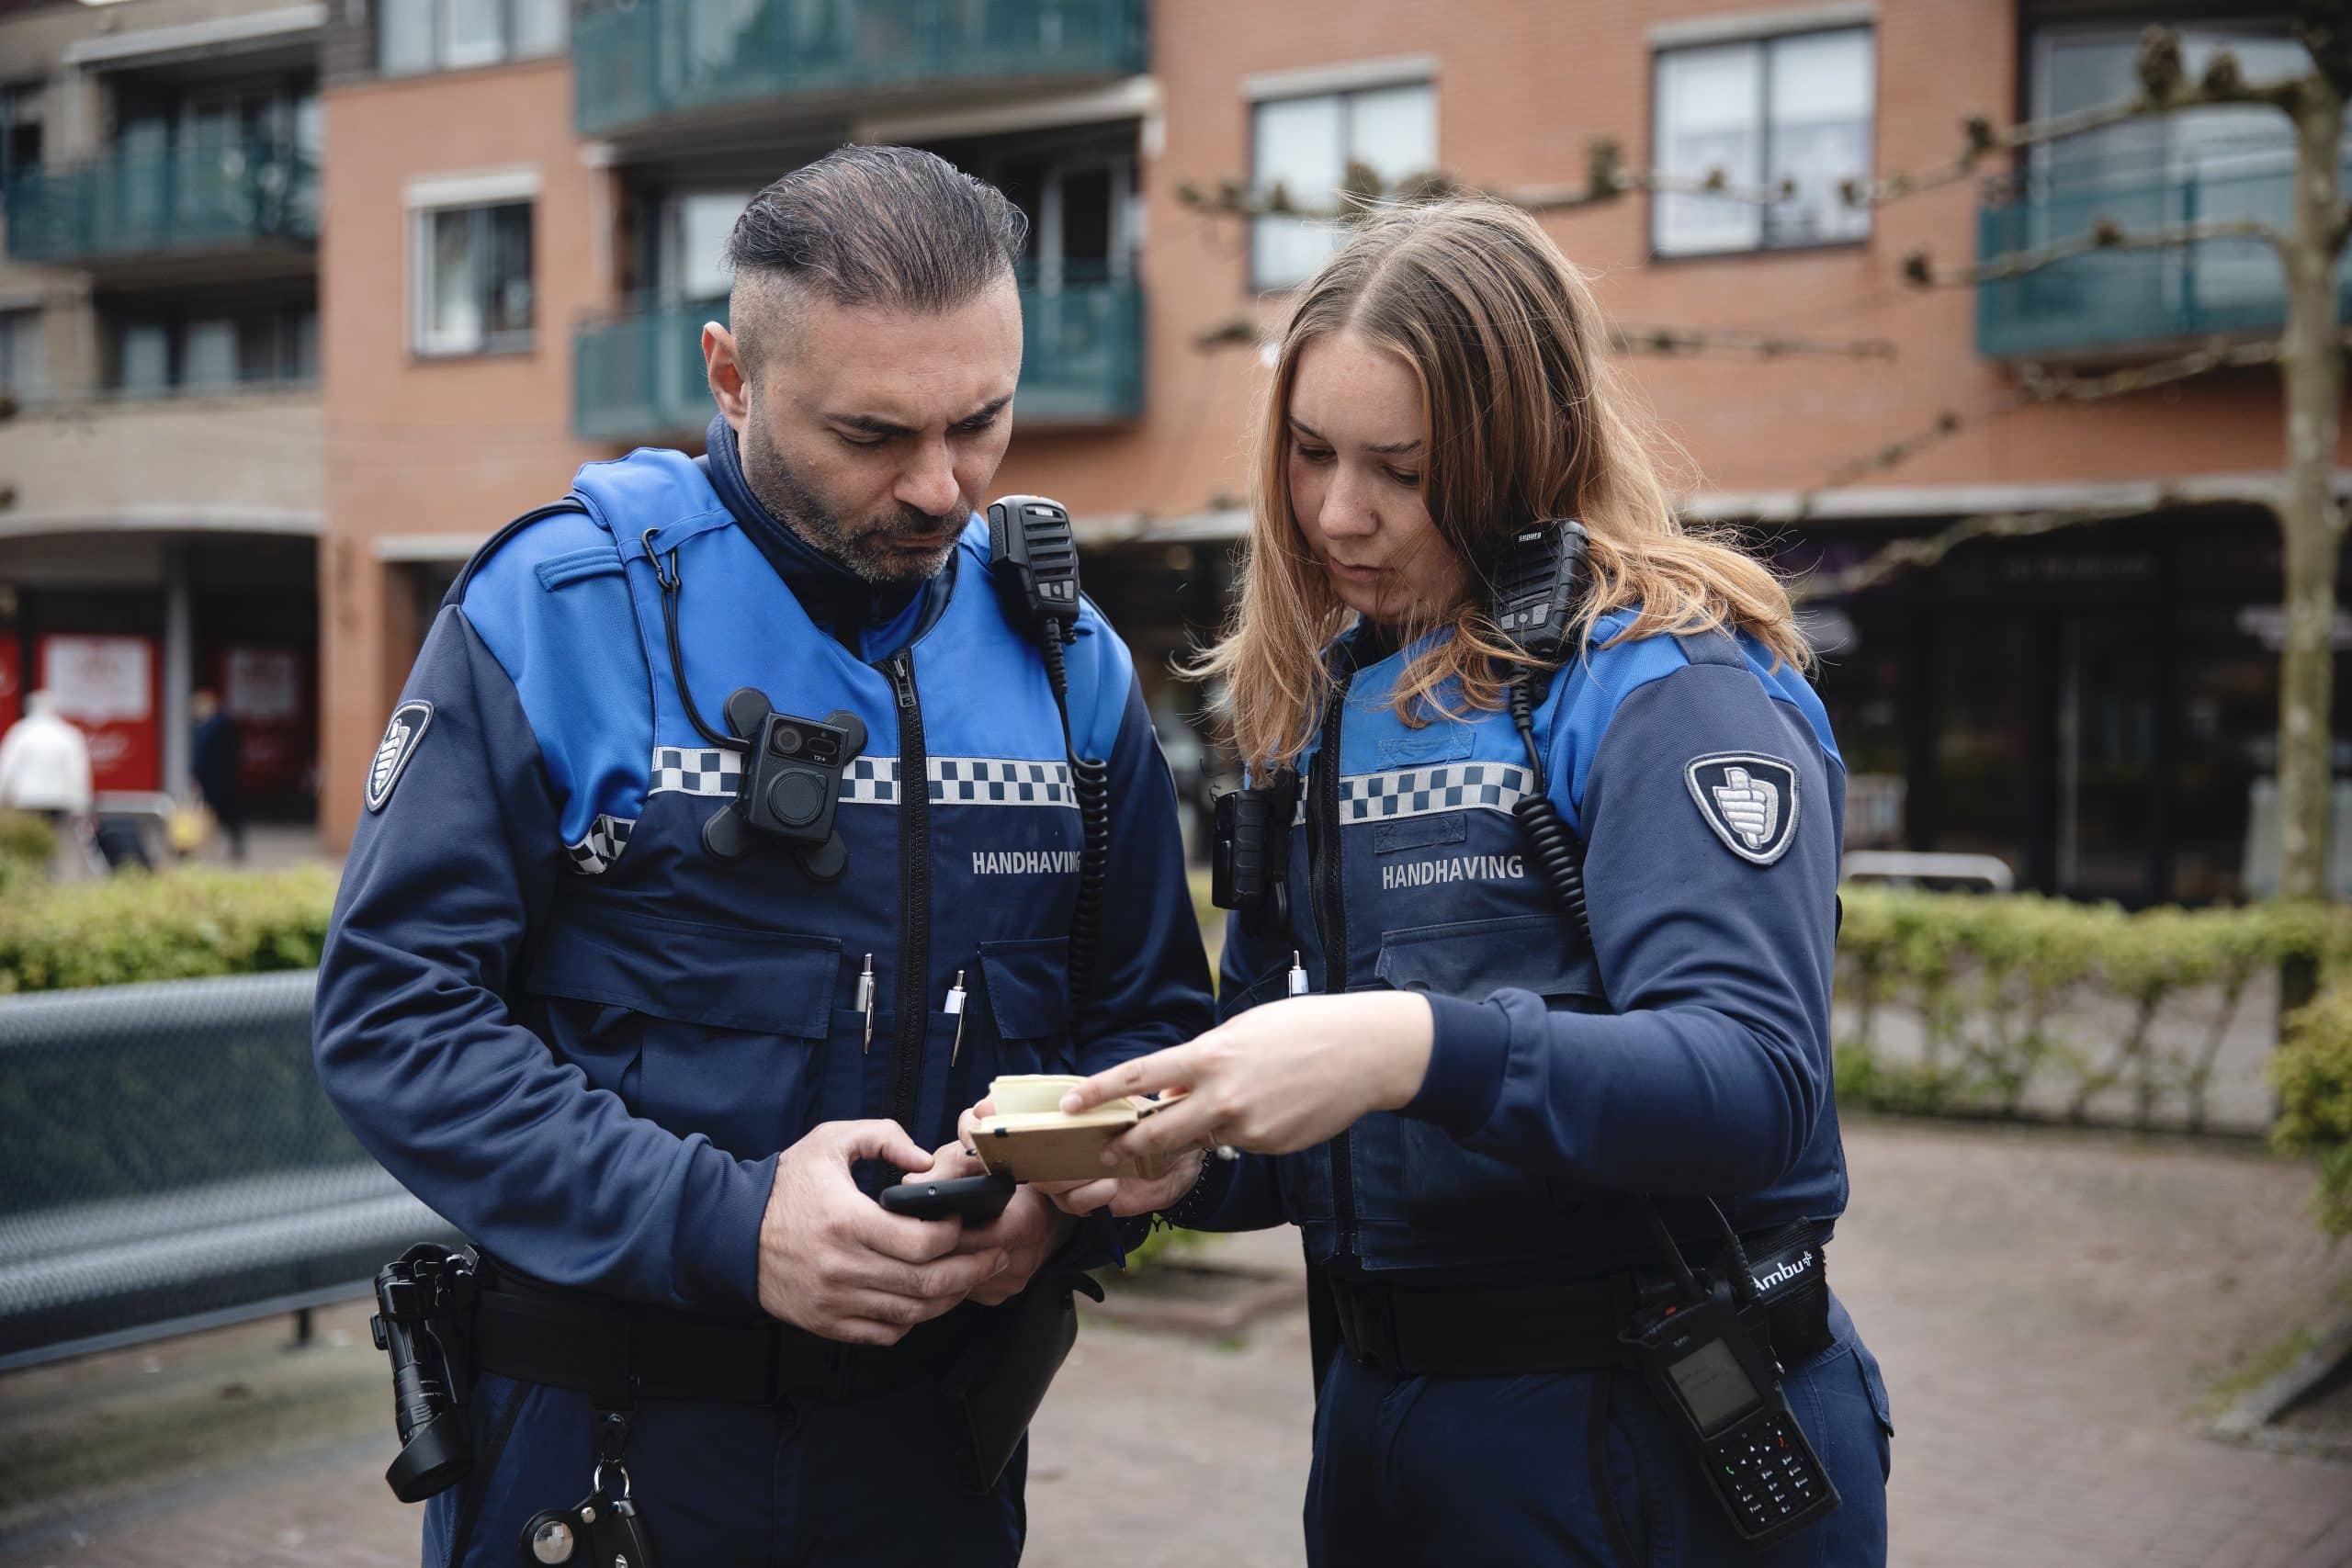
[724,144,1027,367]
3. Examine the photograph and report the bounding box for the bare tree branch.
[1903,215,2289,289]
[1792,494,2223,601]
[1192,315,1897,361]
[1193,317,1262,353]
[1800,412,1967,508]
[1173,139,1796,224]
[1785,331,2334,519]
[1843,30,2297,211]
[1609,324,1896,360]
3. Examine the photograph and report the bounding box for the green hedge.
[1834,889,2352,1130]
[0,810,55,899]
[0,863,340,993]
[2272,981,2352,1241]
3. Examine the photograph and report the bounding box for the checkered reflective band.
[1295,762,1535,826]
[645,749,1071,807]
[566,814,636,875]
[839,756,1074,807]
[650,748,742,798]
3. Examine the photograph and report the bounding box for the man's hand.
[1034,1149,1206,1220]
[922,1139,1076,1305]
[757,1120,1009,1347]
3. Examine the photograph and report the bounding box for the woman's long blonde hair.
[1192,198,1808,773]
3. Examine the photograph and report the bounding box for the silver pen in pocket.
[946,969,967,1066]
[1287,950,1308,998]
[856,953,876,1053]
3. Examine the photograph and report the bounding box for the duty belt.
[1324,1223,1834,1379]
[469,1257,976,1407]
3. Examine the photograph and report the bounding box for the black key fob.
[522,1491,658,1568]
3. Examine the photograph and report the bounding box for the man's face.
[715,277,1023,584]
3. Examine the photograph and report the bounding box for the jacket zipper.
[882,649,930,1137]
[1308,671,1358,1258]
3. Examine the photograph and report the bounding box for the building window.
[0,82,40,190]
[662,189,752,302]
[0,309,42,402]
[379,0,568,77]
[1250,81,1435,290]
[107,306,318,394]
[413,200,535,356]
[1652,28,1874,257]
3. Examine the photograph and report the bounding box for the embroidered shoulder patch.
[1685,751,1799,865]
[367,701,434,813]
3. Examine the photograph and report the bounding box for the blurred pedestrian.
[189,688,245,861]
[0,689,94,832]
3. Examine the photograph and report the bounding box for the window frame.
[0,80,44,193]
[0,308,44,404]
[1247,78,1437,293]
[379,0,569,79]
[101,302,318,397]
[1647,23,1877,262]
[409,197,537,360]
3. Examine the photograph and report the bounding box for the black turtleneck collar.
[703,413,944,654]
[1344,616,1403,671]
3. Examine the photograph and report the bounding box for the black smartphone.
[878,1171,1018,1224]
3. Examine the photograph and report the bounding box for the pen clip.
[946,969,967,1066]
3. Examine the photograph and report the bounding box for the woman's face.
[1284,331,1470,627]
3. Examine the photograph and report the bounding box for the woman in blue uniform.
[1047,199,1893,1564]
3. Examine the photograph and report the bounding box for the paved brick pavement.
[3,1120,2347,1567]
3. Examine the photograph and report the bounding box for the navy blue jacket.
[1174,612,1849,1279]
[314,434,1212,1315]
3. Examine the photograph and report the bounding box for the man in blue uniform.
[314,145,1211,1566]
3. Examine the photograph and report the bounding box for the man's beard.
[740,419,964,584]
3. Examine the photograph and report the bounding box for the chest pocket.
[1373,911,1601,1005]
[975,936,1073,1079]
[524,901,841,1159]
[1373,911,1600,1222]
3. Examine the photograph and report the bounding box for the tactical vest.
[490,450,1107,1168]
[1228,637,1606,1273]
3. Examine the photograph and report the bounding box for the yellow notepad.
[968,1075,1173,1183]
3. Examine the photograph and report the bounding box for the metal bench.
[0,971,455,1371]
[1840,850,2017,894]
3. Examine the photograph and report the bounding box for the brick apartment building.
[4,0,2347,902]
[0,0,322,818]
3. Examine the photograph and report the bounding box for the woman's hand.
[953,1093,1205,1219]
[1060,993,1436,1164]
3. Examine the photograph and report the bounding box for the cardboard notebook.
[968,1075,1174,1183]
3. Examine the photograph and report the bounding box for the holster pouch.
[940,1271,1103,1494]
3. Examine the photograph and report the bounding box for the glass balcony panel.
[3,142,320,265]
[1976,152,2352,360]
[575,0,1148,139]
[573,277,1141,444]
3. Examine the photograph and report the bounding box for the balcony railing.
[3,142,319,265]
[575,0,1148,138]
[1975,152,2352,361]
[574,277,1143,444]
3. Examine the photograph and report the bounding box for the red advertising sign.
[40,634,160,793]
[0,637,19,735]
[219,644,311,799]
